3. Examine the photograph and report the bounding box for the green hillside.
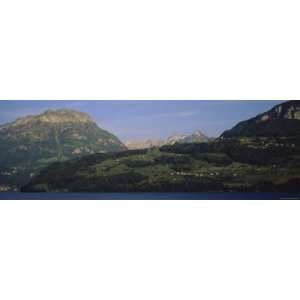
[22,137,300,192]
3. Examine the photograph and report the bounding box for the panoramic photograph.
[0,100,299,199]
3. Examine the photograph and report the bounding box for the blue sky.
[0,100,284,141]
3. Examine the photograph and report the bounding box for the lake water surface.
[0,192,299,200]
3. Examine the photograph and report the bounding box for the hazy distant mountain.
[125,139,164,150]
[166,131,211,145]
[0,109,126,188]
[125,131,211,149]
[221,100,300,138]
[165,133,188,145]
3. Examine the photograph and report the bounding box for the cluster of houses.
[0,185,12,192]
[0,168,18,176]
[169,171,240,178]
[170,171,226,177]
[248,143,296,150]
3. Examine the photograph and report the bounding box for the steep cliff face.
[257,100,300,121]
[221,101,300,138]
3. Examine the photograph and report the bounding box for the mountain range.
[20,100,300,193]
[125,131,211,150]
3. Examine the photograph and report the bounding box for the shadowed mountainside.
[221,100,300,138]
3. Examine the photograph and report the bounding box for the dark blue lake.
[0,192,299,200]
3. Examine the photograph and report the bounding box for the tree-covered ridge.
[22,136,300,193]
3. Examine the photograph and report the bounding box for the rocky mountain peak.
[166,133,187,144]
[193,130,208,137]
[221,100,300,138]
[25,109,92,126]
[125,139,164,150]
[2,109,94,129]
[125,131,211,149]
[258,100,300,122]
